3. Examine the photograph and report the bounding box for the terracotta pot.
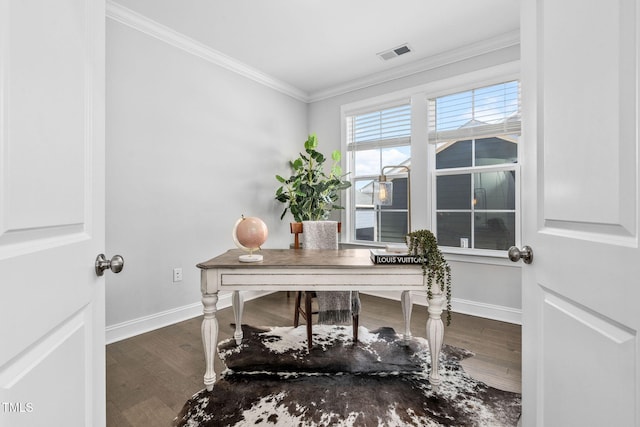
[290,222,303,249]
[290,222,303,234]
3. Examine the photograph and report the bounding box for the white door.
[0,1,107,426]
[520,0,640,425]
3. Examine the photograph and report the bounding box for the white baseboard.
[105,290,272,344]
[451,297,522,325]
[106,290,521,344]
[361,291,522,325]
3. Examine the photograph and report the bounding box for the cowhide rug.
[174,325,521,426]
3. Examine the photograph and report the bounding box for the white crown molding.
[308,30,521,103]
[106,0,310,102]
[107,0,519,105]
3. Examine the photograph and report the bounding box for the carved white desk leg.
[232,290,244,345]
[201,293,218,391]
[426,288,445,391]
[401,290,413,341]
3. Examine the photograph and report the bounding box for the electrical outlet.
[173,268,183,283]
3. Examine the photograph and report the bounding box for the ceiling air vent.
[378,43,412,61]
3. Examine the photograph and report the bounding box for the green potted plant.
[275,134,351,225]
[406,229,453,325]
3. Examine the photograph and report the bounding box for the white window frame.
[345,100,412,244]
[340,62,520,261]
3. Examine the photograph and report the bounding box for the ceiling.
[112,0,520,101]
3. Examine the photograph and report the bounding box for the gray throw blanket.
[301,221,360,324]
[317,290,361,324]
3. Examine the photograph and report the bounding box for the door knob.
[95,254,125,276]
[508,246,533,264]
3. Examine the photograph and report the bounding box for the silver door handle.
[508,246,533,264]
[95,254,125,276]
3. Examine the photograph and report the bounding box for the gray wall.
[105,19,522,340]
[105,20,307,337]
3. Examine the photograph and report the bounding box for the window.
[341,68,520,255]
[430,81,520,251]
[346,103,411,243]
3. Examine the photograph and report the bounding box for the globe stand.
[238,251,263,263]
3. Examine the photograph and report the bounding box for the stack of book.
[369,248,422,265]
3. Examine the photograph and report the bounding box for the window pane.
[380,211,408,243]
[437,174,471,209]
[474,212,515,250]
[354,146,411,177]
[378,105,411,140]
[436,212,471,247]
[353,105,411,143]
[475,137,518,166]
[474,171,516,210]
[474,82,520,123]
[354,179,374,206]
[436,90,473,131]
[354,149,381,176]
[355,209,375,241]
[433,81,519,131]
[436,139,472,169]
[382,146,411,168]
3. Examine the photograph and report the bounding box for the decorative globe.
[232,216,268,262]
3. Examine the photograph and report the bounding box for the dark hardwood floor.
[106,292,521,426]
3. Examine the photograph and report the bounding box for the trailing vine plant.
[406,229,452,325]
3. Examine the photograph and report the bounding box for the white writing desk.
[197,248,446,391]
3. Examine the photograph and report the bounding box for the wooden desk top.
[197,248,420,270]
